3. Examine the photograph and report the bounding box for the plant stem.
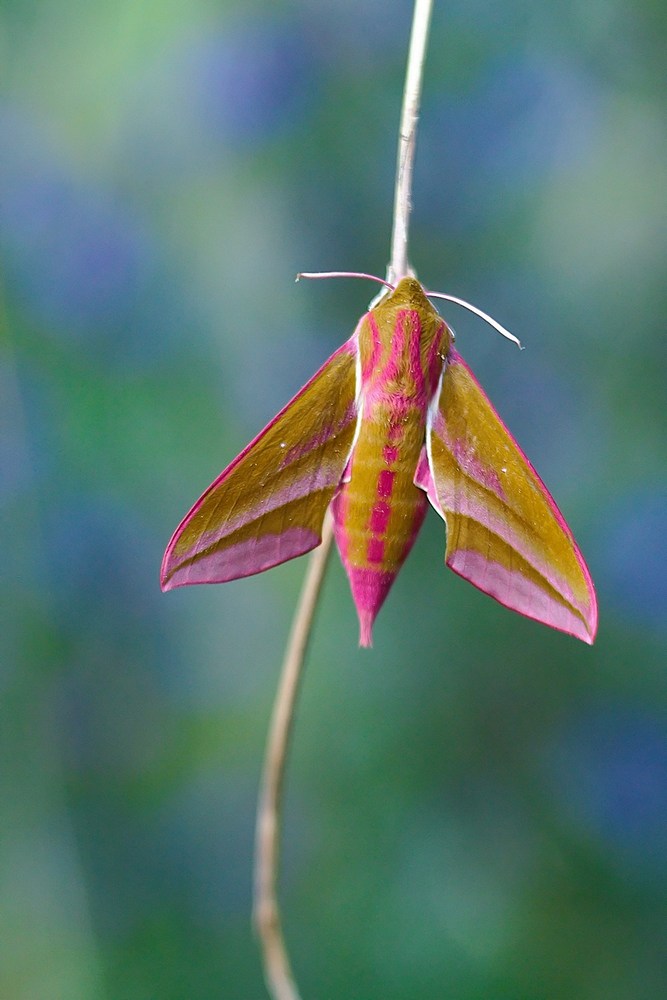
[253,3,434,996]
[253,514,334,1000]
[389,0,434,285]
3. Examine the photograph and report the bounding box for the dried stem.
[253,3,434,997]
[253,514,334,1000]
[388,0,434,285]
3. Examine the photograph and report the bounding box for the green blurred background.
[2,1,666,997]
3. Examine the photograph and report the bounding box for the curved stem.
[253,513,334,1000]
[253,3,434,997]
[388,0,434,285]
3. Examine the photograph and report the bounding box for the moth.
[161,276,597,646]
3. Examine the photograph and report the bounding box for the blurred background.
[2,0,666,997]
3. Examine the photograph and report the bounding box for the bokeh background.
[2,1,666,997]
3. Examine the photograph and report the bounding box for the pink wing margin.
[161,340,359,590]
[416,348,598,643]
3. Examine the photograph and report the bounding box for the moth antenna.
[425,291,523,350]
[296,271,395,291]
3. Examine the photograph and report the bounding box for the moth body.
[333,279,450,645]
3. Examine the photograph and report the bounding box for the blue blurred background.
[2,1,666,997]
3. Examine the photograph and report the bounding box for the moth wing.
[416,349,597,642]
[161,340,359,589]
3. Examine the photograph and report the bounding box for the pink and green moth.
[161,275,597,646]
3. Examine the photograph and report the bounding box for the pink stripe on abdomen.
[369,500,391,534]
[376,469,395,499]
